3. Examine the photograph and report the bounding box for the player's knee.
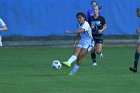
[96,50,102,54]
[96,48,102,54]
[74,50,80,56]
[136,49,140,53]
[96,48,102,53]
[136,46,140,53]
[74,53,79,57]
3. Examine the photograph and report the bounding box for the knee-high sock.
[91,52,96,63]
[67,55,77,64]
[134,52,139,69]
[71,64,79,74]
[0,35,2,46]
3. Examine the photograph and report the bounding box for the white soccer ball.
[52,60,62,70]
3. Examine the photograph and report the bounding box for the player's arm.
[65,28,84,34]
[0,19,8,31]
[99,24,107,33]
[72,34,80,46]
[0,26,7,31]
[65,29,82,46]
[73,34,80,41]
[98,17,107,33]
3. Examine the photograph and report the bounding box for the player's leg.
[91,39,103,66]
[95,43,103,59]
[0,35,2,46]
[69,48,88,75]
[91,46,97,66]
[91,38,97,65]
[67,46,81,64]
[62,46,81,67]
[76,48,88,65]
[129,43,140,72]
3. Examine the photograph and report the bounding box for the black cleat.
[129,67,137,73]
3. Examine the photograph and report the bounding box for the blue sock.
[71,64,79,74]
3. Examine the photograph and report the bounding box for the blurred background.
[0,0,140,46]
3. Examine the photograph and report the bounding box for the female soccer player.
[129,7,140,73]
[0,18,7,46]
[88,6,107,66]
[62,12,94,75]
[86,0,103,21]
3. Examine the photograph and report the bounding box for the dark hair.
[91,0,96,5]
[137,7,140,11]
[76,12,86,20]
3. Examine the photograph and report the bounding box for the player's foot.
[129,67,137,73]
[92,62,97,66]
[99,53,103,59]
[69,72,75,75]
[62,61,71,68]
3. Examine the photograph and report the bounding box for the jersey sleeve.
[102,17,106,25]
[0,18,6,28]
[80,22,89,31]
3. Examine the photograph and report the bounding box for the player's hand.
[98,30,103,34]
[136,28,140,34]
[73,40,78,47]
[65,30,70,34]
[71,41,76,47]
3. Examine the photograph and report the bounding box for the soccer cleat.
[99,53,103,59]
[129,67,137,73]
[62,61,71,68]
[69,72,75,75]
[92,62,97,66]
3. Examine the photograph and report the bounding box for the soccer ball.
[52,60,62,70]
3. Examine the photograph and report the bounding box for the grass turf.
[0,46,139,93]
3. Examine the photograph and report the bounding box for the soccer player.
[0,18,7,46]
[129,7,140,73]
[88,6,107,66]
[62,12,94,75]
[86,0,103,21]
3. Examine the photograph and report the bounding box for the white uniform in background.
[0,18,6,46]
[77,21,94,51]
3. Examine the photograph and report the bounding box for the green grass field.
[0,46,140,93]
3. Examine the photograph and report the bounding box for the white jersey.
[77,21,93,45]
[0,18,6,28]
[77,21,94,51]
